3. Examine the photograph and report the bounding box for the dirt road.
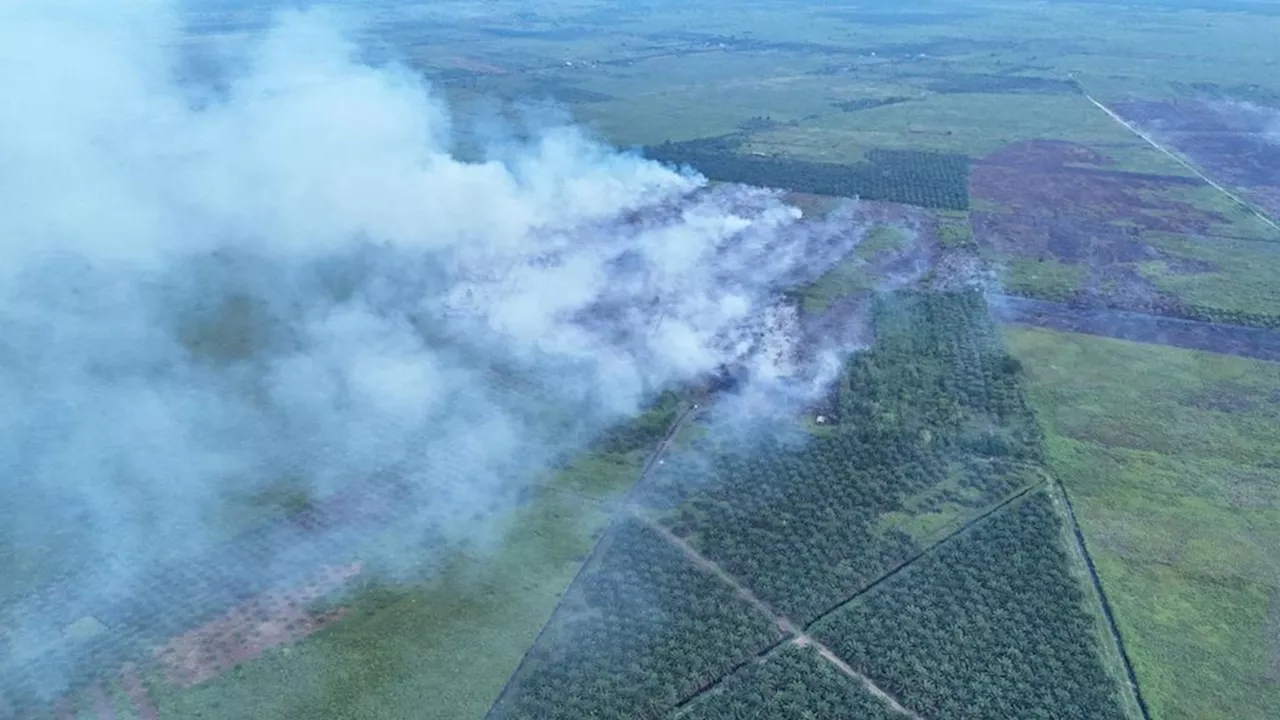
[631,511,925,720]
[1075,80,1279,233]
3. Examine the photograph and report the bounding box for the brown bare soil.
[153,562,361,688]
[89,681,116,719]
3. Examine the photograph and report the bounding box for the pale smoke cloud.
[0,0,879,701]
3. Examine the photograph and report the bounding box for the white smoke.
[0,1,878,702]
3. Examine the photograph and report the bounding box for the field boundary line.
[480,402,700,720]
[636,509,924,720]
[802,480,1041,632]
[1049,479,1153,720]
[1070,75,1279,234]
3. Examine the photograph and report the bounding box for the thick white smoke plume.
[0,1,875,703]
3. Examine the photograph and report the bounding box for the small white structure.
[815,415,827,424]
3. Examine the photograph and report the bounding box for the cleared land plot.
[1006,326,1280,720]
[5,395,681,720]
[970,138,1280,327]
[811,489,1129,720]
[146,488,619,720]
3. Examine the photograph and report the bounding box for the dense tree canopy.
[493,519,783,720]
[494,291,1121,719]
[679,644,901,720]
[639,290,1043,622]
[645,139,970,210]
[812,491,1127,720]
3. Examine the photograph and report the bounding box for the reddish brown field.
[37,557,367,717]
[154,561,361,688]
[120,665,158,720]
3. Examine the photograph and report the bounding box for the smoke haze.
[0,0,879,703]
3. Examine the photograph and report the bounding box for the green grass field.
[1139,232,1280,318]
[1005,326,1280,720]
[378,0,1280,168]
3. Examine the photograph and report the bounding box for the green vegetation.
[642,291,1044,623]
[679,643,900,720]
[1001,256,1088,302]
[140,396,692,720]
[150,492,617,720]
[1006,327,1280,719]
[812,491,1127,720]
[492,518,784,720]
[1138,232,1280,328]
[132,3,1280,719]
[936,210,974,249]
[787,223,910,313]
[790,252,872,313]
[647,138,970,210]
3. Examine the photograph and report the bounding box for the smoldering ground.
[0,1,889,705]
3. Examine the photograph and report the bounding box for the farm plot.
[637,290,1045,624]
[811,490,1129,720]
[675,642,903,720]
[489,517,785,720]
[1007,327,1280,720]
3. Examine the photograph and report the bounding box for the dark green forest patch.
[812,490,1127,720]
[645,137,970,210]
[927,73,1080,95]
[490,518,783,720]
[639,291,1042,623]
[678,643,901,720]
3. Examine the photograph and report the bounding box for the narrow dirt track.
[631,511,925,720]
[1074,80,1280,233]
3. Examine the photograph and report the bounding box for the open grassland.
[348,0,1280,168]
[149,494,613,720]
[1005,326,1280,720]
